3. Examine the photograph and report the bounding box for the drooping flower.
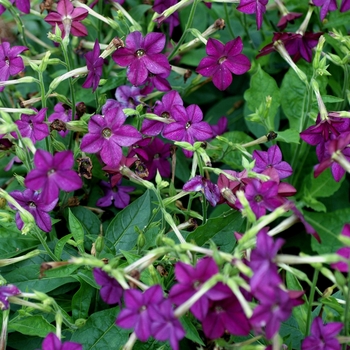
[112,31,171,86]
[115,85,144,109]
[44,0,88,38]
[116,284,164,341]
[0,42,28,92]
[82,39,104,92]
[12,108,50,144]
[9,189,58,232]
[80,107,142,167]
[0,0,30,14]
[183,175,220,207]
[0,284,21,310]
[24,149,83,204]
[331,224,350,272]
[196,37,251,91]
[312,0,338,20]
[96,180,134,209]
[93,268,124,305]
[301,317,343,350]
[153,0,180,37]
[41,333,82,350]
[162,104,212,157]
[236,0,268,30]
[48,103,73,137]
[150,299,185,350]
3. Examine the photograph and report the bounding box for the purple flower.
[141,90,184,136]
[252,145,293,181]
[44,0,88,38]
[153,0,180,36]
[196,37,251,91]
[80,107,142,167]
[301,317,343,350]
[162,104,212,157]
[24,149,83,204]
[82,40,104,92]
[41,333,82,350]
[115,85,144,109]
[112,31,171,86]
[313,0,338,20]
[169,258,231,321]
[48,103,73,137]
[12,108,49,144]
[277,12,303,31]
[341,0,350,11]
[150,299,185,350]
[0,284,21,310]
[236,0,268,30]
[96,180,134,209]
[0,42,27,92]
[0,0,30,15]
[140,71,172,95]
[331,224,350,272]
[183,175,220,207]
[201,295,251,339]
[93,268,124,304]
[210,116,228,137]
[116,284,164,341]
[9,189,58,232]
[103,155,137,187]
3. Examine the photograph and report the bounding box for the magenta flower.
[313,0,338,20]
[48,103,73,137]
[116,284,164,341]
[0,284,21,310]
[80,107,142,167]
[0,42,27,92]
[24,149,83,204]
[41,333,82,350]
[96,180,134,209]
[93,268,124,305]
[196,37,251,91]
[301,317,343,350]
[140,71,172,95]
[236,0,268,30]
[201,295,251,339]
[9,189,58,232]
[153,0,180,36]
[183,175,220,207]
[44,0,88,38]
[82,40,104,92]
[341,0,350,11]
[252,145,293,181]
[162,104,212,157]
[112,31,171,86]
[277,12,303,30]
[115,85,144,109]
[12,108,49,144]
[103,155,137,187]
[150,299,185,350]
[331,224,350,272]
[210,116,228,137]
[0,0,30,15]
[141,90,184,137]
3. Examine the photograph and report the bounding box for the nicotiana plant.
[0,0,350,349]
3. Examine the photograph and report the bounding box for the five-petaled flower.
[196,37,251,91]
[24,149,83,204]
[112,31,171,86]
[96,180,134,209]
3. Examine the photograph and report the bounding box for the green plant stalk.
[305,268,319,337]
[224,3,235,39]
[343,263,350,350]
[340,64,349,111]
[33,227,59,261]
[167,0,199,61]
[7,6,30,48]
[196,150,207,224]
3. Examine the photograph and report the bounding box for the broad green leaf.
[180,315,205,346]
[105,190,152,254]
[54,233,73,259]
[71,206,100,238]
[322,95,344,103]
[8,315,55,337]
[187,210,244,253]
[279,316,304,350]
[303,196,327,212]
[72,279,95,321]
[68,208,85,254]
[307,208,350,254]
[70,307,129,349]
[276,129,300,144]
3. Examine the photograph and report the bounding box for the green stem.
[8,6,30,48]
[305,268,319,337]
[340,65,349,111]
[167,0,199,61]
[34,227,59,261]
[343,264,350,350]
[224,3,235,39]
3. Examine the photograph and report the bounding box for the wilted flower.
[96,180,134,209]
[93,268,124,304]
[196,37,251,91]
[236,0,268,30]
[48,103,73,137]
[41,333,82,350]
[0,284,21,310]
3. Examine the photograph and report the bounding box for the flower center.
[47,169,55,176]
[161,112,170,119]
[5,57,9,66]
[28,201,36,208]
[154,153,160,159]
[185,122,191,129]
[136,49,145,58]
[102,128,112,138]
[254,195,263,203]
[218,56,227,64]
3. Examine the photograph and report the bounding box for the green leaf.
[72,279,95,321]
[180,315,205,346]
[280,316,304,350]
[307,208,350,254]
[186,210,244,253]
[71,206,100,237]
[276,129,300,144]
[68,208,85,254]
[70,307,129,349]
[54,233,74,260]
[303,196,327,212]
[104,190,152,254]
[321,95,344,103]
[8,315,55,337]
